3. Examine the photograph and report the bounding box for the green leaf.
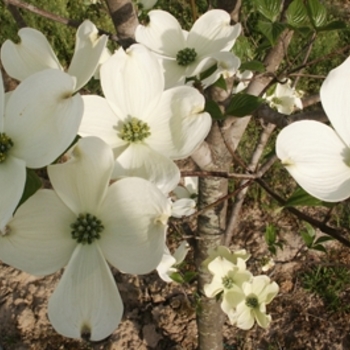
[183,271,197,283]
[286,0,308,27]
[254,0,282,22]
[257,21,287,45]
[199,64,218,81]
[317,20,347,32]
[306,0,327,28]
[205,99,225,120]
[226,93,264,117]
[213,75,227,91]
[284,187,331,207]
[169,272,184,284]
[314,236,333,245]
[240,60,265,73]
[300,230,315,247]
[265,224,277,245]
[312,244,327,253]
[17,169,42,208]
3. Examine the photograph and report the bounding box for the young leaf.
[213,75,227,91]
[240,60,265,73]
[300,230,315,247]
[265,224,277,245]
[306,0,327,28]
[226,94,264,117]
[170,272,184,284]
[257,21,287,46]
[205,99,225,120]
[314,236,333,245]
[286,0,308,28]
[254,0,282,22]
[312,244,327,253]
[284,187,332,207]
[317,20,346,32]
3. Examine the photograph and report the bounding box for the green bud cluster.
[222,275,235,289]
[70,213,104,244]
[0,133,14,163]
[245,296,259,309]
[176,47,197,66]
[119,117,151,143]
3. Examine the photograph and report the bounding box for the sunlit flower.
[264,79,302,115]
[222,275,279,329]
[1,20,107,91]
[156,241,189,282]
[203,256,252,298]
[0,69,83,231]
[202,245,250,271]
[0,137,171,341]
[171,177,198,217]
[79,44,211,194]
[276,57,350,202]
[135,9,241,88]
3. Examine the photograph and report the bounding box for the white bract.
[0,137,171,341]
[202,245,251,271]
[203,256,252,298]
[137,0,158,10]
[276,56,350,202]
[1,20,107,91]
[156,241,189,282]
[232,70,253,94]
[171,177,198,218]
[0,69,83,231]
[135,9,241,88]
[222,275,279,330]
[264,79,302,115]
[79,44,211,194]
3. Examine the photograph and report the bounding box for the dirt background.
[2,202,350,350]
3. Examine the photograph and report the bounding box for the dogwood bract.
[221,275,279,330]
[0,137,171,341]
[276,56,350,201]
[79,44,211,194]
[135,9,241,88]
[0,69,83,231]
[1,20,107,91]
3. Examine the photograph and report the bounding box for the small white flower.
[203,256,252,298]
[232,70,253,94]
[0,137,171,341]
[222,275,279,329]
[202,245,251,271]
[0,69,83,230]
[1,20,107,91]
[156,241,189,282]
[135,9,241,88]
[79,44,211,194]
[170,198,196,218]
[261,257,275,272]
[276,56,350,202]
[264,79,303,115]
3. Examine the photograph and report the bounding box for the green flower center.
[0,133,14,163]
[245,296,259,309]
[119,117,151,143]
[271,97,282,105]
[222,276,235,289]
[70,213,104,245]
[176,48,197,66]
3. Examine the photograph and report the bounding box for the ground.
[1,201,350,350]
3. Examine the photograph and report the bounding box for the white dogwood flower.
[0,137,171,341]
[135,9,241,88]
[171,177,198,217]
[156,241,189,282]
[203,256,252,298]
[232,70,253,94]
[79,44,211,194]
[138,0,158,10]
[276,57,350,202]
[0,69,83,231]
[221,275,279,329]
[1,20,107,91]
[264,79,303,115]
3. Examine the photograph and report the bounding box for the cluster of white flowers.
[203,246,279,330]
[0,9,251,341]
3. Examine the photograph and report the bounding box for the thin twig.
[180,171,257,179]
[4,0,120,42]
